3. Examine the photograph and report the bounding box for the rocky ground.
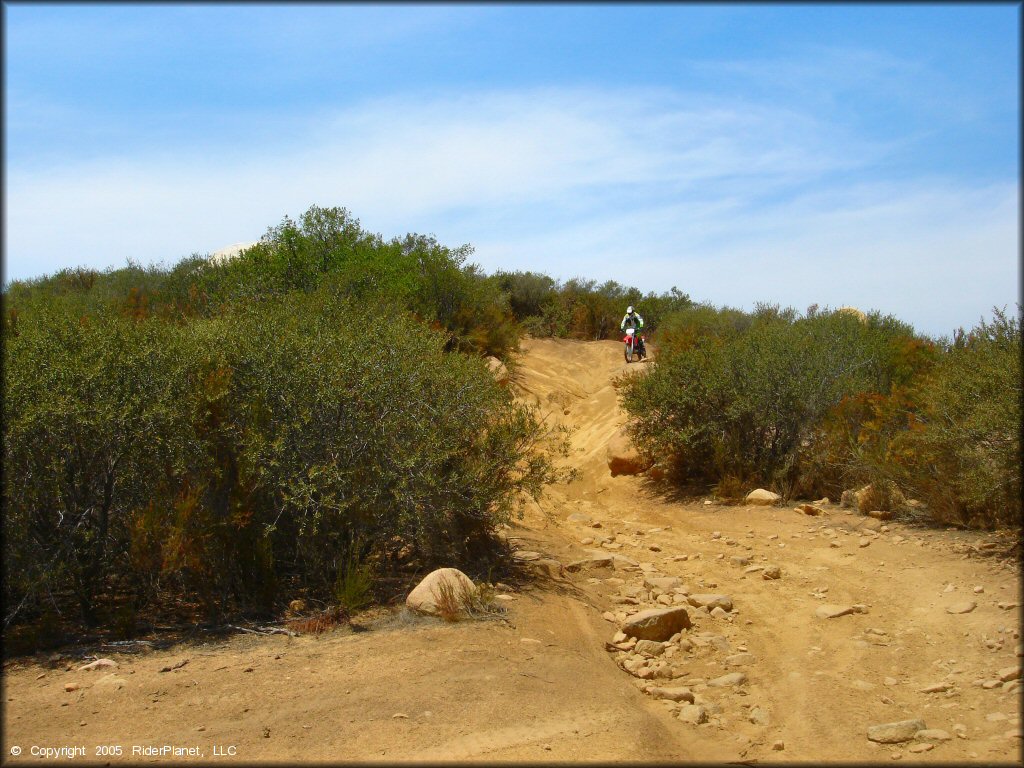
[3,337,1020,764]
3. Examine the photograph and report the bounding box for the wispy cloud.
[5,86,1017,337]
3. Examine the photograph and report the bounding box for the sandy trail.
[3,337,1020,764]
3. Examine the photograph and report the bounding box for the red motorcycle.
[623,327,646,363]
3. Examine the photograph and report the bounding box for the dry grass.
[434,579,505,623]
[285,606,347,636]
[856,480,907,514]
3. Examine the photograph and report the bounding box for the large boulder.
[745,488,780,505]
[606,427,653,476]
[406,568,477,617]
[621,606,692,641]
[836,306,868,324]
[486,356,509,385]
[209,241,258,265]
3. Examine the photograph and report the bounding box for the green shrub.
[493,270,691,341]
[493,270,557,320]
[621,305,933,498]
[3,283,558,632]
[883,307,1021,528]
[334,546,374,614]
[3,297,194,624]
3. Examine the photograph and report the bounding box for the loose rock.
[512,550,542,561]
[997,665,1021,682]
[611,555,640,572]
[915,729,952,742]
[621,607,692,642]
[565,552,614,572]
[746,488,781,505]
[815,604,862,619]
[797,504,824,516]
[644,576,682,592]
[708,672,747,687]
[78,659,118,672]
[866,719,927,744]
[678,704,708,724]
[724,653,756,667]
[528,558,565,579]
[634,639,666,657]
[687,594,733,611]
[946,601,977,615]
[645,686,695,703]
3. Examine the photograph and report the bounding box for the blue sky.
[4,3,1019,337]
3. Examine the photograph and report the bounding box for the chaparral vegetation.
[4,205,1019,651]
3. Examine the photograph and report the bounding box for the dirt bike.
[623,327,646,363]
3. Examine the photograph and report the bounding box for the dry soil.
[3,337,1021,764]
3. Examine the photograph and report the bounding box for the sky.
[3,3,1020,338]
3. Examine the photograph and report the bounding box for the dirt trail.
[3,337,1021,764]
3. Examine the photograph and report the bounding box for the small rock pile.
[601,572,770,730]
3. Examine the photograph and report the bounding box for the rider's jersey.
[621,312,644,331]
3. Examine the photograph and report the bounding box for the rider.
[620,305,646,356]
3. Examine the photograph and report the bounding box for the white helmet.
[626,306,634,314]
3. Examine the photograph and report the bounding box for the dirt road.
[3,338,1020,763]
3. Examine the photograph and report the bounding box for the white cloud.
[5,87,1017,337]
[468,179,1018,337]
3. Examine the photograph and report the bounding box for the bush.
[3,298,195,624]
[882,307,1021,528]
[334,547,374,614]
[190,213,520,359]
[3,285,558,631]
[621,305,934,498]
[493,271,691,341]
